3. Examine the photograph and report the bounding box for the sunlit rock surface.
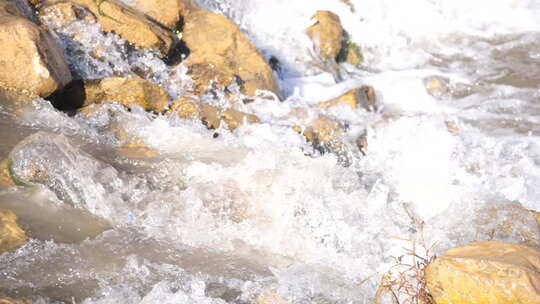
[40,0,174,56]
[182,7,279,97]
[0,0,71,100]
[426,241,540,304]
[0,210,27,253]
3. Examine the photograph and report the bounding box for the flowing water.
[1,0,540,303]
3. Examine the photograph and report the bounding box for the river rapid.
[1,0,540,303]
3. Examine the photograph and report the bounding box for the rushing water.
[1,0,540,303]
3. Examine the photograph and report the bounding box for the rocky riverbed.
[1,0,540,303]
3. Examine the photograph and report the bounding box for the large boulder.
[40,0,175,56]
[49,77,170,112]
[0,0,71,101]
[181,8,279,97]
[425,241,540,304]
[0,210,27,253]
[169,97,260,130]
[123,0,196,29]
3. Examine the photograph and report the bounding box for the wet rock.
[40,0,175,56]
[317,85,377,111]
[0,210,28,253]
[108,121,160,158]
[0,158,15,187]
[0,298,38,304]
[6,132,120,215]
[181,8,279,97]
[425,241,540,303]
[50,77,170,112]
[306,11,343,61]
[424,76,450,99]
[0,0,71,101]
[124,0,196,29]
[256,293,286,304]
[169,97,260,131]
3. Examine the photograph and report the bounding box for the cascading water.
[1,0,540,303]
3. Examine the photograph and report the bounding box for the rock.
[256,293,286,304]
[181,8,279,97]
[425,241,540,304]
[49,78,170,112]
[6,132,121,215]
[0,298,36,304]
[424,76,450,99]
[0,210,27,253]
[0,0,71,100]
[0,158,15,187]
[169,97,260,130]
[293,116,342,145]
[40,0,175,56]
[123,0,196,29]
[317,86,376,111]
[306,11,343,60]
[108,121,160,158]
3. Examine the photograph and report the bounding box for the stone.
[317,86,376,111]
[0,298,35,304]
[256,293,286,304]
[306,11,344,60]
[181,8,279,97]
[50,77,170,112]
[0,158,15,187]
[424,76,450,99]
[124,0,196,29]
[169,97,260,131]
[0,0,72,100]
[425,241,540,304]
[40,0,175,56]
[293,116,342,145]
[0,211,28,253]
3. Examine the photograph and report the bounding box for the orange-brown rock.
[293,116,342,145]
[124,0,196,29]
[0,158,15,187]
[83,77,170,112]
[182,8,279,97]
[0,298,35,304]
[317,86,376,111]
[425,241,540,304]
[0,1,71,100]
[306,11,344,60]
[170,97,260,130]
[0,210,28,253]
[40,0,174,56]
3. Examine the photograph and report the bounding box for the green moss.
[93,0,123,24]
[6,159,33,187]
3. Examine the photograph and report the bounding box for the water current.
[1,0,540,303]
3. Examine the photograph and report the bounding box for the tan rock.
[108,121,160,158]
[124,0,196,29]
[306,11,344,60]
[317,86,376,111]
[256,293,286,304]
[169,97,260,130]
[293,116,342,145]
[83,77,170,112]
[182,8,279,97]
[0,158,15,187]
[40,0,174,56]
[0,211,28,253]
[425,241,540,304]
[0,1,72,100]
[0,298,35,304]
[424,76,450,99]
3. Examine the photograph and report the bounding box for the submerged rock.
[40,0,175,56]
[0,210,27,253]
[0,0,71,101]
[169,97,260,130]
[49,77,170,112]
[317,85,377,111]
[6,132,119,216]
[425,241,540,304]
[181,8,279,97]
[0,298,38,304]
